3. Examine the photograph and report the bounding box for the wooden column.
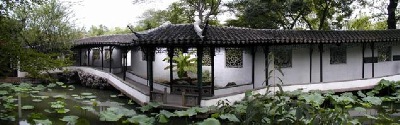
[197,46,203,105]
[123,49,127,81]
[362,43,365,78]
[371,43,375,77]
[319,44,323,82]
[309,45,313,83]
[87,48,91,66]
[147,47,154,101]
[251,47,256,89]
[79,48,82,66]
[168,47,174,92]
[210,47,215,95]
[264,46,269,86]
[109,46,114,73]
[101,46,104,70]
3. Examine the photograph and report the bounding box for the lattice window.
[225,48,243,68]
[378,46,392,62]
[330,46,346,64]
[92,49,100,60]
[274,49,292,68]
[202,48,211,66]
[105,49,110,60]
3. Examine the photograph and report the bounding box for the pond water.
[0,82,140,125]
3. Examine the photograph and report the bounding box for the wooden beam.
[197,46,203,105]
[210,47,215,95]
[362,43,365,78]
[168,47,174,93]
[147,47,154,101]
[371,43,375,77]
[79,49,82,66]
[87,48,91,66]
[251,47,255,89]
[319,44,323,82]
[309,45,313,83]
[264,46,269,86]
[123,49,127,81]
[109,46,114,73]
[101,46,104,70]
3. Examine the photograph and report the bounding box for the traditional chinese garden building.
[72,23,400,107]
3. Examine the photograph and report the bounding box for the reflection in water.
[5,83,139,125]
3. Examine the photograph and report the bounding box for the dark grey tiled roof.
[133,24,201,45]
[73,33,136,46]
[74,24,400,47]
[136,24,400,45]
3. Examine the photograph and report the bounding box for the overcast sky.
[62,0,179,29]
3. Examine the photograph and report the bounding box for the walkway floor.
[110,71,189,109]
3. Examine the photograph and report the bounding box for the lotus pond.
[2,79,400,125]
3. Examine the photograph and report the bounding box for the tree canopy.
[0,0,83,79]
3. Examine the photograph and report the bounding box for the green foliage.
[0,0,82,78]
[225,0,356,30]
[99,110,124,122]
[60,115,79,125]
[163,51,197,79]
[140,102,161,112]
[198,118,221,125]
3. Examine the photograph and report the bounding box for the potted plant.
[163,51,197,85]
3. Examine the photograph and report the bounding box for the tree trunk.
[387,0,398,29]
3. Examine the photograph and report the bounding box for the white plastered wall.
[130,47,253,87]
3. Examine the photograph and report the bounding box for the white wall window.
[274,49,292,68]
[378,46,392,62]
[330,46,346,64]
[202,48,211,66]
[92,48,100,60]
[225,48,243,68]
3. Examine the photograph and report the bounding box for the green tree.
[131,0,222,31]
[87,25,109,36]
[387,0,398,29]
[225,0,357,30]
[0,0,83,79]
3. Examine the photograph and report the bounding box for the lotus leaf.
[159,110,175,118]
[99,110,123,121]
[362,96,382,105]
[22,105,34,110]
[56,82,64,86]
[140,102,160,112]
[32,85,46,91]
[32,99,42,102]
[47,83,57,88]
[0,90,8,95]
[198,118,221,125]
[81,93,92,96]
[174,108,197,117]
[34,119,52,125]
[52,95,66,99]
[81,106,95,112]
[50,101,65,109]
[107,107,136,117]
[0,83,13,88]
[191,107,209,113]
[299,93,325,107]
[60,115,79,125]
[56,109,70,114]
[220,114,240,122]
[158,114,169,123]
[126,115,155,125]
[84,95,96,99]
